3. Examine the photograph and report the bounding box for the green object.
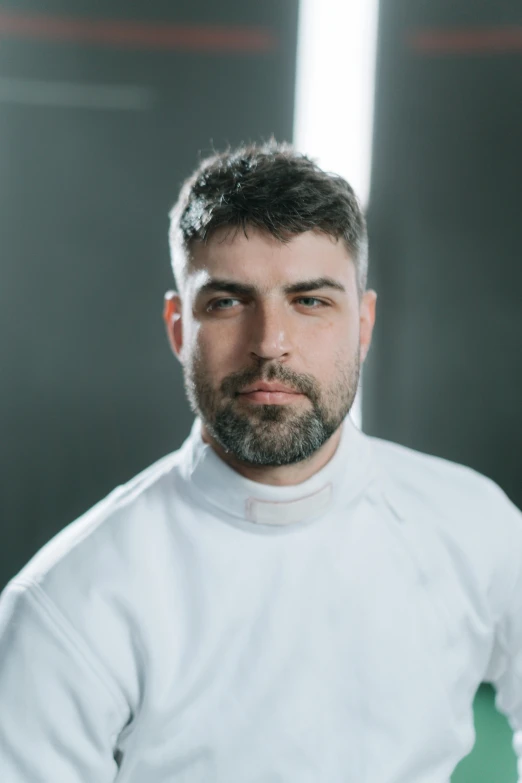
[451,684,517,783]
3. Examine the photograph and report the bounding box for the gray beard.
[184,355,360,467]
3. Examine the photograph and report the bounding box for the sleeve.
[0,579,130,782]
[482,492,522,780]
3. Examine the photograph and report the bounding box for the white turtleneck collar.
[177,414,375,528]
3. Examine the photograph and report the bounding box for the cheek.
[304,318,357,360]
[193,324,242,375]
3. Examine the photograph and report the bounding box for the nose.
[248,300,291,361]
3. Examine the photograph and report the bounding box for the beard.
[183,350,360,467]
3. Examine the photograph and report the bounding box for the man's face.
[166,227,376,467]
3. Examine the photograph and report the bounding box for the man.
[0,142,520,782]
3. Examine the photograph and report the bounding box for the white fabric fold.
[0,414,521,783]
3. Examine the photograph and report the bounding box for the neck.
[200,424,343,487]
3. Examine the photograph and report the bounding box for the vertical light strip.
[293,0,379,429]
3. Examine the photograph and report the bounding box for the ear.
[359,289,377,363]
[163,290,183,361]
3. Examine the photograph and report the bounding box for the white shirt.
[1,416,521,782]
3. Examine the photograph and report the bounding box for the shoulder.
[9,448,186,594]
[367,433,522,619]
[1,449,190,713]
[368,433,518,523]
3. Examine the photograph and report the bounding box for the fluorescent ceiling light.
[293,0,379,207]
[293,0,379,427]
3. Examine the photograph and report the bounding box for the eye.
[207,297,242,312]
[295,297,328,308]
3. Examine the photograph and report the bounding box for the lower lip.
[239,391,304,404]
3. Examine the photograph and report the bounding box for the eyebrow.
[197,276,346,298]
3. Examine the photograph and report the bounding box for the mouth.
[237,386,305,405]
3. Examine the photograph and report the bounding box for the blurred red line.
[408,26,522,54]
[0,9,277,52]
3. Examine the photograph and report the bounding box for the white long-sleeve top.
[1,416,521,782]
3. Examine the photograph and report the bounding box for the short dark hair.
[169,140,368,295]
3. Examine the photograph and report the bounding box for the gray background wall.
[0,0,299,586]
[364,0,521,514]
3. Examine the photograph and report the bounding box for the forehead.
[188,227,356,289]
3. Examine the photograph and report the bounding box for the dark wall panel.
[364,0,522,509]
[0,0,299,586]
